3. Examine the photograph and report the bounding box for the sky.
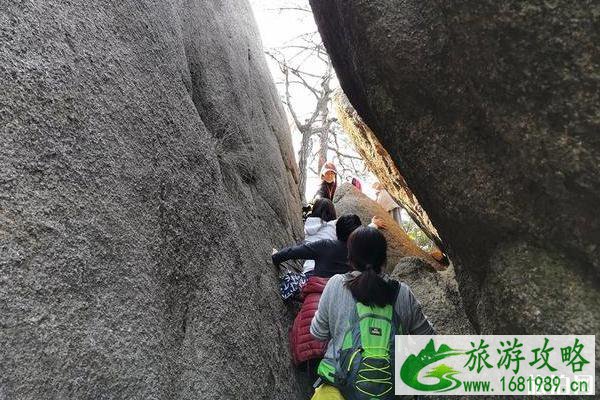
[248,0,378,200]
[250,0,332,119]
[249,1,316,49]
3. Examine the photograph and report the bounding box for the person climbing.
[344,176,363,192]
[276,199,336,302]
[273,215,386,382]
[309,227,435,400]
[273,214,387,279]
[372,181,402,226]
[273,214,362,278]
[350,177,362,192]
[276,206,386,300]
[287,274,329,381]
[313,161,337,201]
[302,198,337,276]
[273,214,362,381]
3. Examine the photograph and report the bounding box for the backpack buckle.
[312,377,323,389]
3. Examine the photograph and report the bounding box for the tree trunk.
[297,127,312,203]
[317,128,329,172]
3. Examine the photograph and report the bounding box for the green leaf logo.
[400,339,464,392]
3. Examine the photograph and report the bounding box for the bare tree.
[265,2,370,201]
[266,34,334,202]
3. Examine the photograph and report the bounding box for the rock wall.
[0,1,306,399]
[310,0,599,388]
[333,183,443,272]
[391,258,474,335]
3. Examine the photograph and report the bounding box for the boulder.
[310,0,599,387]
[391,258,474,335]
[0,1,306,399]
[333,183,443,272]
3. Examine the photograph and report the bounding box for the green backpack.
[317,281,401,400]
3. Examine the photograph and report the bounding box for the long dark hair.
[345,227,396,307]
[310,198,336,222]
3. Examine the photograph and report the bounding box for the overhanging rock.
[334,90,442,249]
[310,0,599,389]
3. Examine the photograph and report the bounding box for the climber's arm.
[271,242,319,266]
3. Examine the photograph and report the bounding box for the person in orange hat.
[314,161,337,201]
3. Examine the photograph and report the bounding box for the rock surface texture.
[391,258,474,335]
[310,0,599,388]
[1,1,306,399]
[333,183,443,272]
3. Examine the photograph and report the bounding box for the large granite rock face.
[310,0,599,388]
[0,1,306,399]
[333,183,443,272]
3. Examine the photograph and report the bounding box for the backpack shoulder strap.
[389,279,403,335]
[390,279,401,298]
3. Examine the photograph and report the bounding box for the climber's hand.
[271,248,281,268]
[371,216,387,229]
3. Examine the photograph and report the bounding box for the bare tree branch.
[282,66,304,130]
[268,6,312,14]
[327,146,362,160]
[289,69,321,99]
[281,31,319,47]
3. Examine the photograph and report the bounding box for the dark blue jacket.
[272,239,349,278]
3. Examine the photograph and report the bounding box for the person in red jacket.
[281,215,363,381]
[273,215,388,380]
[289,275,329,379]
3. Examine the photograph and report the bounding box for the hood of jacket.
[304,217,333,236]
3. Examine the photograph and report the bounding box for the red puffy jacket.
[289,276,329,365]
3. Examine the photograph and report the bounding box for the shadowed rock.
[310,0,599,389]
[0,1,307,399]
[391,257,474,335]
[334,90,442,249]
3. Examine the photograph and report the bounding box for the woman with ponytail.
[309,227,435,399]
[344,226,397,307]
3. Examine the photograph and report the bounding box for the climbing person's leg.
[310,384,345,400]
